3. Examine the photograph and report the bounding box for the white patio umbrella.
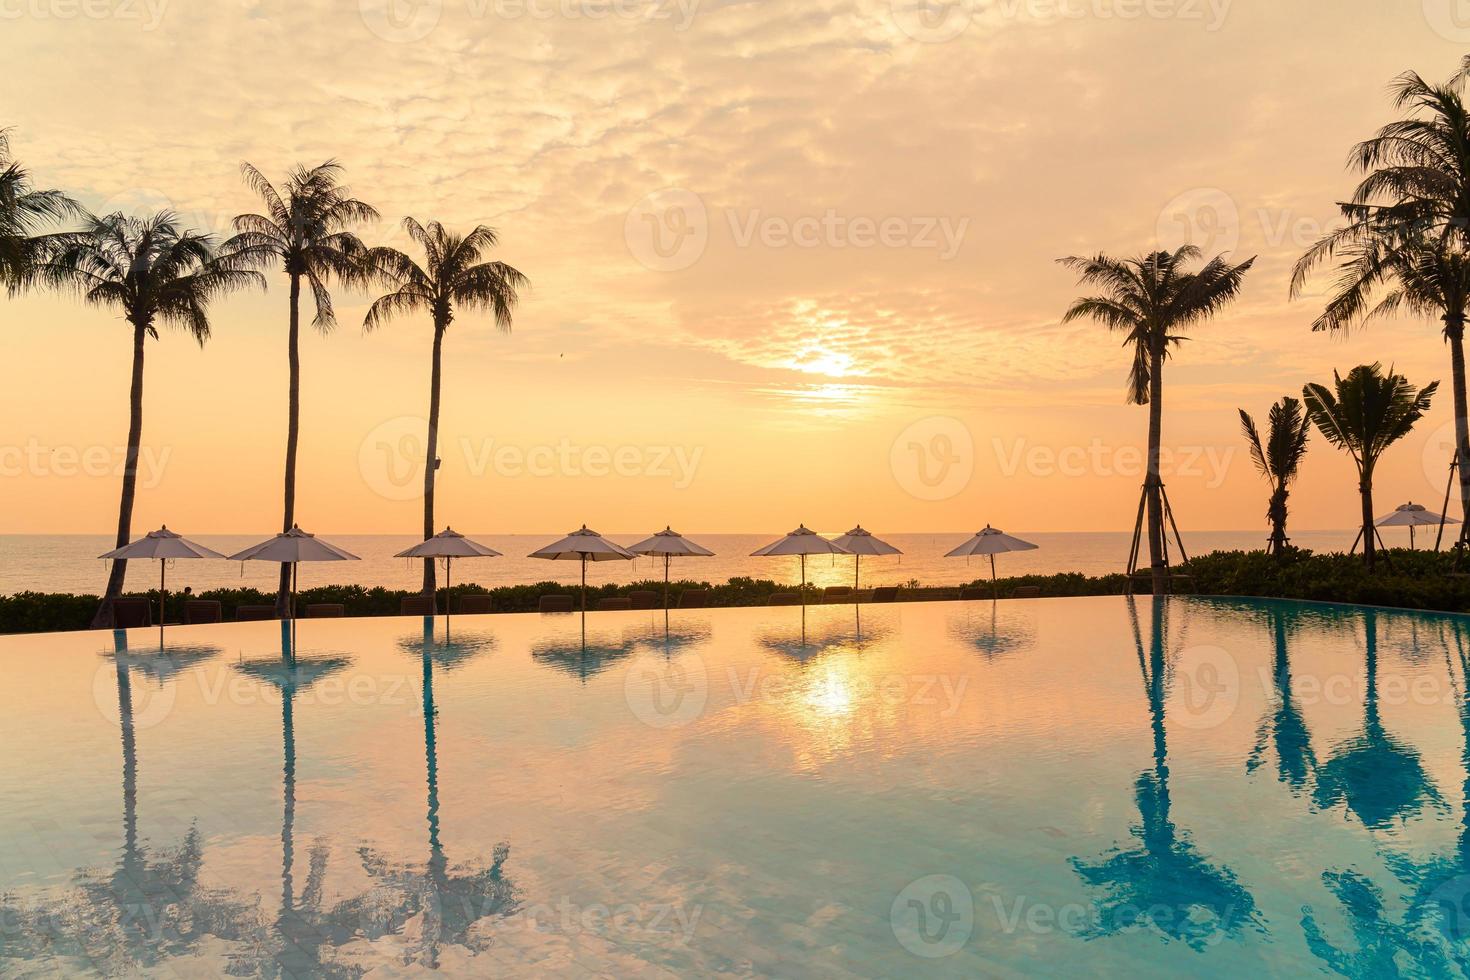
[395,527,502,617]
[529,525,636,612]
[228,525,360,621]
[946,526,1039,597]
[1376,501,1458,550]
[624,526,715,609]
[751,525,852,606]
[99,525,225,640]
[830,525,902,591]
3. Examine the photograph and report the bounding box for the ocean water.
[0,529,1374,596]
[2,595,1469,976]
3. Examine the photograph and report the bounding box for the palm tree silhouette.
[1238,398,1312,555]
[1302,363,1438,569]
[362,220,526,604]
[1293,57,1470,538]
[1059,246,1253,595]
[0,128,78,290]
[223,161,377,617]
[1069,598,1260,950]
[43,211,261,627]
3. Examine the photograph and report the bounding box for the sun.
[789,346,856,378]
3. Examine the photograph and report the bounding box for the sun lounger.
[235,604,276,622]
[454,594,494,614]
[538,595,574,612]
[306,603,345,618]
[628,590,659,610]
[597,597,633,610]
[112,597,152,628]
[183,599,222,624]
[677,590,708,609]
[767,593,801,606]
[400,596,435,616]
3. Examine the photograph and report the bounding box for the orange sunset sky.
[2,0,1467,534]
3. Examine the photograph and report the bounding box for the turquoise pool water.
[2,596,1470,976]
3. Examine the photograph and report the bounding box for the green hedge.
[6,550,1466,635]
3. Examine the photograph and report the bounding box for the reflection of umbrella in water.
[531,630,636,682]
[948,600,1035,659]
[830,525,901,591]
[396,618,497,670]
[624,526,715,609]
[945,526,1038,597]
[395,526,502,617]
[757,607,891,661]
[1312,607,1444,829]
[1069,598,1260,950]
[625,614,712,658]
[99,525,225,645]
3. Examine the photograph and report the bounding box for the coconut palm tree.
[1238,397,1312,555]
[0,128,79,290]
[43,212,261,627]
[223,162,376,616]
[363,219,526,604]
[1302,363,1438,570]
[1059,246,1255,595]
[1293,58,1470,543]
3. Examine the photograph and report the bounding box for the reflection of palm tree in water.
[1246,605,1317,794]
[1070,598,1260,950]
[234,621,356,977]
[335,628,518,967]
[1299,613,1466,977]
[1311,608,1443,830]
[9,631,259,974]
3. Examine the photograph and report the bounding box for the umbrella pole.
[990,554,997,600]
[159,560,166,647]
[664,555,670,610]
[855,554,860,592]
[801,554,807,608]
[581,556,587,613]
[1411,526,1416,550]
[445,556,451,625]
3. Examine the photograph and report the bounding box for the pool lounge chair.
[306,603,345,619]
[236,604,276,622]
[767,593,801,606]
[454,594,494,614]
[628,590,659,610]
[678,590,708,609]
[113,597,152,628]
[400,596,435,616]
[597,597,633,611]
[538,595,574,613]
[183,600,222,624]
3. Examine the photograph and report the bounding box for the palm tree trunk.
[93,321,147,628]
[276,273,302,618]
[1360,470,1377,571]
[422,321,445,601]
[1446,316,1470,539]
[1145,344,1167,596]
[1268,486,1289,556]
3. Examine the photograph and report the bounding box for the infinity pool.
[3,596,1470,976]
